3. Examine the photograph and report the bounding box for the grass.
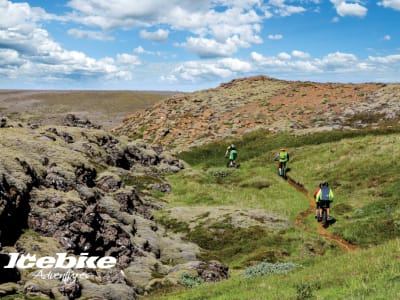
[150,238,400,300]
[151,126,400,299]
[178,126,400,168]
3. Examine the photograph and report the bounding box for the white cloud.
[67,28,114,41]
[133,46,146,54]
[180,37,239,58]
[268,34,283,40]
[278,52,291,60]
[0,0,136,85]
[330,0,367,17]
[378,0,400,11]
[167,57,253,82]
[368,54,400,64]
[268,0,306,17]
[116,54,141,66]
[292,50,310,59]
[383,35,391,41]
[140,28,169,41]
[251,51,360,74]
[64,1,266,58]
[219,57,253,72]
[318,52,358,69]
[133,46,162,57]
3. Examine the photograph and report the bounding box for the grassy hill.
[147,127,400,299]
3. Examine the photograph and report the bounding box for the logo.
[4,252,117,283]
[4,252,117,269]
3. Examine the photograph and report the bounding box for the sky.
[0,0,400,91]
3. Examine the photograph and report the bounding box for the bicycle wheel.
[322,208,328,228]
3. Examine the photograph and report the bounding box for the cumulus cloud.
[267,0,306,17]
[0,0,136,85]
[116,54,141,65]
[251,51,361,74]
[67,28,114,41]
[64,1,266,58]
[166,57,253,82]
[180,37,239,58]
[383,35,391,41]
[330,0,368,17]
[268,34,283,40]
[292,50,310,59]
[378,0,400,10]
[140,28,169,41]
[368,54,400,64]
[278,52,291,60]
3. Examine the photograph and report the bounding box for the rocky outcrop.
[0,122,224,299]
[113,76,399,150]
[63,114,102,129]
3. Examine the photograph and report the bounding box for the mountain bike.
[227,160,239,168]
[319,200,331,228]
[278,162,287,179]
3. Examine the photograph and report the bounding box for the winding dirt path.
[287,177,358,252]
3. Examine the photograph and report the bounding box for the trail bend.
[287,177,358,252]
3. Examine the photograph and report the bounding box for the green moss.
[156,214,190,233]
[182,217,295,268]
[121,174,162,189]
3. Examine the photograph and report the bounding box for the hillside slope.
[114,76,400,150]
[148,128,400,299]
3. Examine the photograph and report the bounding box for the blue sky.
[0,0,400,91]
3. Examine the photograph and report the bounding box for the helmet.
[230,144,235,149]
[322,182,329,187]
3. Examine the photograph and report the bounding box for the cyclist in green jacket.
[225,144,237,167]
[274,147,289,177]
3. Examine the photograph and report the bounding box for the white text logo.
[4,253,117,269]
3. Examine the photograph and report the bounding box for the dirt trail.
[287,177,358,252]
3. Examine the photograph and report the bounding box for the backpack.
[320,187,330,201]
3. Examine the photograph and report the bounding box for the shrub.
[295,282,321,300]
[242,261,298,278]
[180,272,204,288]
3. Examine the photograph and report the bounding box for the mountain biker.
[225,144,237,167]
[313,183,323,219]
[315,182,334,221]
[274,147,289,176]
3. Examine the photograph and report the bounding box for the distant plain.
[0,90,177,129]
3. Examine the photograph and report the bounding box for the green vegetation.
[242,261,298,278]
[152,126,400,299]
[150,239,400,300]
[180,272,204,288]
[178,126,400,168]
